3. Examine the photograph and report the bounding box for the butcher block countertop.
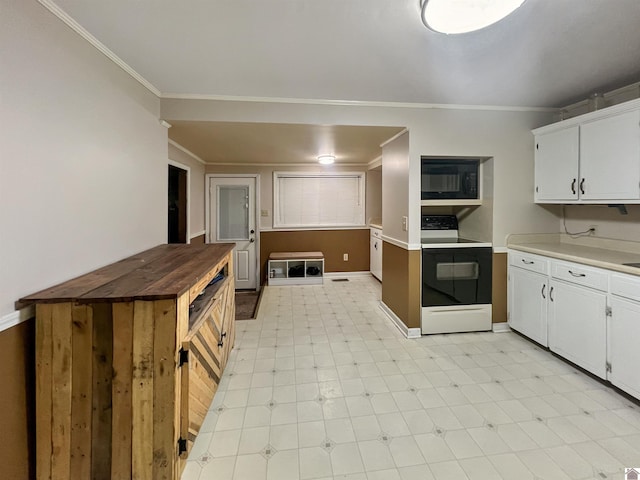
[507,233,640,277]
[19,243,235,305]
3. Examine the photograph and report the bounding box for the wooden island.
[19,243,236,480]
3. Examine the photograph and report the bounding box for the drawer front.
[509,251,549,275]
[371,228,382,238]
[551,261,608,291]
[611,273,640,302]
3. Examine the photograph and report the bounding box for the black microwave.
[421,158,479,200]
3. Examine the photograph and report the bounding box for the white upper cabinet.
[580,109,640,201]
[533,99,640,204]
[534,126,579,201]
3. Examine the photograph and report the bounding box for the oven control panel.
[421,214,458,231]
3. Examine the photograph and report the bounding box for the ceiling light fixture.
[421,0,526,34]
[317,155,335,165]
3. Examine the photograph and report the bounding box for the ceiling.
[48,0,640,164]
[169,122,404,165]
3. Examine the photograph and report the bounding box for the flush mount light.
[421,0,526,34]
[317,155,335,165]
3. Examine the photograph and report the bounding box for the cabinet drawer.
[551,261,608,291]
[611,273,640,302]
[509,251,549,275]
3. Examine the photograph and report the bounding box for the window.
[273,172,365,228]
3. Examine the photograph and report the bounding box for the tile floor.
[181,276,640,480]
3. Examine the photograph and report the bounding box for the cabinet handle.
[221,332,227,338]
[571,178,576,194]
[218,341,224,348]
[549,286,554,301]
[580,178,585,194]
[541,284,546,299]
[568,270,586,277]
[521,259,534,265]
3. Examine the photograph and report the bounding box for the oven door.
[422,247,492,307]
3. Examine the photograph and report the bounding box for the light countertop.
[507,233,640,277]
[369,223,382,230]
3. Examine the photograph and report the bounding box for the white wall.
[382,132,410,243]
[168,143,206,238]
[366,168,382,224]
[162,99,559,249]
[0,0,166,320]
[562,204,640,241]
[204,164,368,231]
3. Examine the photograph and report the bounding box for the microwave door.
[461,172,478,198]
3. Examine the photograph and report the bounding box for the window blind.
[274,172,365,228]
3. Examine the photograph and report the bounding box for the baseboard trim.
[379,301,421,339]
[324,271,372,278]
[492,322,512,333]
[0,306,35,333]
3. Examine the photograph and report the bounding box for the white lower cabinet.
[608,297,640,398]
[548,279,607,378]
[508,265,549,346]
[509,249,640,399]
[608,273,640,398]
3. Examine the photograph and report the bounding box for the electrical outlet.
[343,253,349,261]
[402,216,408,232]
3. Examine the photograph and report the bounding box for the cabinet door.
[508,267,548,346]
[548,280,607,378]
[534,126,580,202]
[580,109,640,200]
[608,297,640,399]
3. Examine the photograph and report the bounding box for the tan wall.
[260,230,369,283]
[492,252,508,324]
[381,242,421,329]
[191,233,206,245]
[0,321,35,480]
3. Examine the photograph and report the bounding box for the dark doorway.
[168,165,187,243]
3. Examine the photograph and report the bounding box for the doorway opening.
[168,164,188,243]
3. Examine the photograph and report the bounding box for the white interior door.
[209,177,257,290]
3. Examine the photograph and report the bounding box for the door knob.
[250,229,255,234]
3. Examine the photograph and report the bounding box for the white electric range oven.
[421,215,493,334]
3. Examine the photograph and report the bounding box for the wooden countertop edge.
[17,243,235,306]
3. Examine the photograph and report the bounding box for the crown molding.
[38,1,561,113]
[37,0,161,97]
[161,93,559,113]
[380,128,409,148]
[205,162,368,168]
[368,156,382,169]
[168,139,206,165]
